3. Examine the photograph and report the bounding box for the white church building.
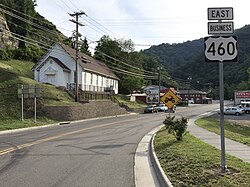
[33,43,119,94]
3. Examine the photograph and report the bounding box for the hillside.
[144,25,250,99]
[0,1,65,49]
[144,39,203,72]
[0,60,76,122]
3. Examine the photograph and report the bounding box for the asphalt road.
[0,102,222,187]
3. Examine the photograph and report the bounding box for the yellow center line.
[0,121,120,156]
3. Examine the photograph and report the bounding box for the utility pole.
[69,11,85,102]
[158,67,161,104]
[187,76,192,102]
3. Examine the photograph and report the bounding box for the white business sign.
[208,21,234,34]
[145,89,159,103]
[208,7,233,20]
[204,36,238,62]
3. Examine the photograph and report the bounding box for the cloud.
[36,0,250,51]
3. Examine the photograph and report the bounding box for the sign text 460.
[204,36,237,62]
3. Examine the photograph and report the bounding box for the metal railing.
[66,83,114,102]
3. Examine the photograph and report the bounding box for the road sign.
[208,7,233,20]
[208,21,234,34]
[145,88,159,103]
[161,90,180,109]
[204,36,238,62]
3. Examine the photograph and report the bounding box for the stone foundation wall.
[39,100,128,121]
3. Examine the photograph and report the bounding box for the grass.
[154,128,250,186]
[195,118,250,146]
[0,117,58,131]
[0,60,77,130]
[0,60,143,131]
[114,94,146,108]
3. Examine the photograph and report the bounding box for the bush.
[163,116,188,141]
[13,46,44,62]
[0,48,13,60]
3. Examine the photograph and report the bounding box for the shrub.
[0,48,13,60]
[13,46,44,62]
[163,116,188,141]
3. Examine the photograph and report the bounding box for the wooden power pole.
[69,11,85,102]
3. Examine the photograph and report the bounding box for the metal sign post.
[206,7,237,172]
[34,95,37,123]
[21,85,24,121]
[18,85,41,123]
[219,61,226,170]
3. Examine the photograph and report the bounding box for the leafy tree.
[119,76,146,94]
[94,35,121,64]
[80,37,91,56]
[117,38,135,53]
[94,36,163,94]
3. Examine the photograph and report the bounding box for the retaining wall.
[39,100,128,121]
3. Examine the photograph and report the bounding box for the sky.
[35,0,250,51]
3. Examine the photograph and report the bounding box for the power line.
[3,29,157,81]
[64,0,79,11]
[84,14,119,38]
[1,3,158,79]
[0,7,61,36]
[59,0,75,12]
[2,28,53,48]
[85,39,158,76]
[0,3,55,27]
[5,20,55,44]
[109,67,158,80]
[99,51,157,76]
[51,0,69,13]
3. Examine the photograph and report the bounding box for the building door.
[47,74,55,85]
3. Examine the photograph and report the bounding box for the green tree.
[119,76,146,94]
[80,37,91,56]
[94,36,159,94]
[94,35,121,65]
[117,38,135,53]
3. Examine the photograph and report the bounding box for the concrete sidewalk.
[188,113,250,163]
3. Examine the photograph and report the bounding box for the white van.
[238,101,250,114]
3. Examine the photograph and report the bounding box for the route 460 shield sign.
[204,36,238,62]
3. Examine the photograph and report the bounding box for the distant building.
[177,89,212,104]
[133,86,177,104]
[234,90,250,104]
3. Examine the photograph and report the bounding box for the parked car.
[223,107,244,116]
[144,105,158,113]
[155,104,168,112]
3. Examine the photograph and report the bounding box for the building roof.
[177,89,207,95]
[59,43,119,80]
[144,85,167,91]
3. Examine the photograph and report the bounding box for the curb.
[150,130,174,187]
[134,125,173,187]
